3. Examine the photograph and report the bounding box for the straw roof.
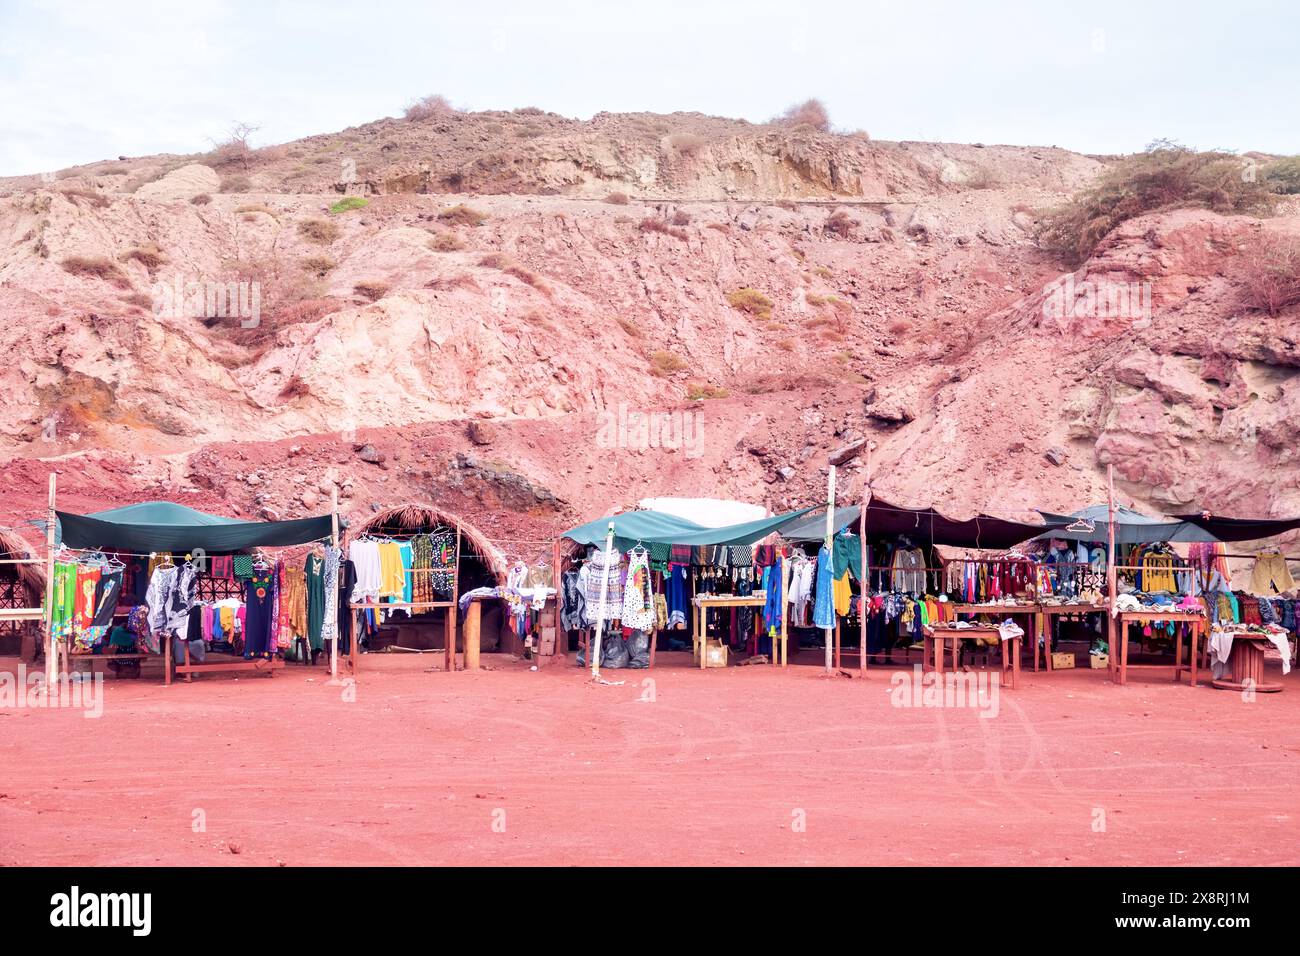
[345,503,507,583]
[0,526,46,595]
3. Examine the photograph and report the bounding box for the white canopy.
[636,497,768,528]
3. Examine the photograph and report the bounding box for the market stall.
[1173,510,1300,692]
[557,506,814,673]
[778,498,1063,679]
[344,504,511,673]
[51,488,339,685]
[1033,503,1216,676]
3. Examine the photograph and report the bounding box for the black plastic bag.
[577,631,631,669]
[602,634,631,669]
[626,629,651,669]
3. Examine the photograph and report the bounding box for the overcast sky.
[2,0,1296,176]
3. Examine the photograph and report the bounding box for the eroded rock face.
[133,163,220,201]
[0,114,1296,541]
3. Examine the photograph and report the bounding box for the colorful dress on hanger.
[305,553,326,651]
[243,570,275,658]
[622,549,655,631]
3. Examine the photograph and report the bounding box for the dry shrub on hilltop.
[405,94,456,121]
[1039,141,1278,266]
[773,98,831,132]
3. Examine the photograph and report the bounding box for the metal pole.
[824,464,837,675]
[590,522,616,679]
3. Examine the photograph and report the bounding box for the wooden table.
[924,626,1021,690]
[950,604,1038,669]
[1209,630,1284,693]
[1036,603,1108,672]
[693,594,780,668]
[1113,611,1205,686]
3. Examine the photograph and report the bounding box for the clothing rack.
[346,522,463,674]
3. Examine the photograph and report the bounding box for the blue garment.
[813,547,835,629]
[763,558,783,634]
[665,565,688,628]
[399,542,413,604]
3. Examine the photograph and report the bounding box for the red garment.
[73,565,102,640]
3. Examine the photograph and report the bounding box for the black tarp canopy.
[780,499,1064,550]
[56,501,333,552]
[1035,504,1215,544]
[1172,512,1300,543]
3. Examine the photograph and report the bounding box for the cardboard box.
[1051,652,1076,670]
[693,639,729,668]
[1089,653,1109,670]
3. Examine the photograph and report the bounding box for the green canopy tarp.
[56,501,333,552]
[562,506,815,551]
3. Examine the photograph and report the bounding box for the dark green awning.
[562,506,815,551]
[56,501,333,552]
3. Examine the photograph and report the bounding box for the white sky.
[2,0,1296,176]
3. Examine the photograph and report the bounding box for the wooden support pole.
[327,487,341,683]
[446,522,462,673]
[823,464,837,675]
[44,471,57,690]
[859,443,872,678]
[777,553,790,667]
[1106,464,1117,682]
[590,522,616,679]
[551,539,563,664]
[464,601,481,670]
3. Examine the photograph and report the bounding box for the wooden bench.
[170,640,285,683]
[65,648,149,679]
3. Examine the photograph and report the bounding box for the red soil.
[2,652,1296,866]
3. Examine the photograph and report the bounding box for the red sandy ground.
[1,651,1296,866]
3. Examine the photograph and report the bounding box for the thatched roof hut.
[0,526,46,596]
[345,503,507,586]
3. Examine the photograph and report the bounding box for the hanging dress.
[243,570,275,658]
[813,547,835,629]
[305,553,326,652]
[621,549,655,631]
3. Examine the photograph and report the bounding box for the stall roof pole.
[859,444,872,679]
[1106,464,1117,681]
[326,486,341,684]
[590,522,616,679]
[44,471,57,691]
[824,465,836,676]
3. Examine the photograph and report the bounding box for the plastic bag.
[577,632,631,668]
[626,629,651,669]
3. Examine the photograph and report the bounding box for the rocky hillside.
[1,108,1296,561]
